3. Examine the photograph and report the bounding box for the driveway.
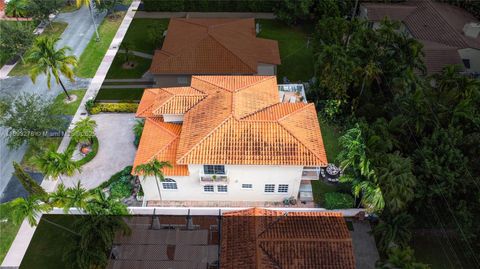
[62,113,137,189]
[0,6,105,195]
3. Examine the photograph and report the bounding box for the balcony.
[301,167,320,180]
[199,173,229,184]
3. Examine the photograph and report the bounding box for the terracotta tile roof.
[134,75,328,170]
[133,118,188,176]
[362,0,480,73]
[220,208,355,269]
[150,18,280,75]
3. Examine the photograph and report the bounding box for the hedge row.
[89,103,139,114]
[142,0,277,12]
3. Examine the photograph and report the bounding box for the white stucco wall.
[163,114,184,123]
[141,165,304,202]
[458,48,480,73]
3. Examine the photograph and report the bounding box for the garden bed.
[89,102,139,114]
[66,136,99,166]
[93,166,137,200]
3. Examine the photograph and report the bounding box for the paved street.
[0,7,105,196]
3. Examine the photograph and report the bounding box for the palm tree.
[11,195,51,226]
[71,117,97,145]
[64,181,91,213]
[49,183,69,207]
[134,159,172,201]
[27,36,78,100]
[34,148,81,183]
[76,0,100,41]
[5,0,28,20]
[85,189,129,215]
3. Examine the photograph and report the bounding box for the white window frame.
[241,184,253,190]
[278,184,289,193]
[162,178,178,190]
[203,165,226,175]
[203,185,214,193]
[264,184,275,193]
[217,185,228,193]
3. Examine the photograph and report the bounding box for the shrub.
[93,166,134,199]
[85,99,94,113]
[110,180,132,199]
[90,103,139,114]
[324,192,354,209]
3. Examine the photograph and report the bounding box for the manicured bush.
[142,0,276,12]
[324,192,354,209]
[89,103,139,114]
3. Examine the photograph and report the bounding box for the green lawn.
[21,137,63,172]
[9,22,69,76]
[318,115,341,163]
[0,202,22,264]
[105,54,152,79]
[257,19,314,82]
[51,89,87,115]
[122,18,169,54]
[75,12,126,78]
[95,88,144,101]
[311,180,338,206]
[20,215,76,269]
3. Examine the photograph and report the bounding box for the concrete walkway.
[1,2,141,268]
[135,11,275,19]
[350,220,380,269]
[63,114,137,190]
[118,49,153,59]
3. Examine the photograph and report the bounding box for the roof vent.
[463,22,480,38]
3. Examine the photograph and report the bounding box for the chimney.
[463,22,480,38]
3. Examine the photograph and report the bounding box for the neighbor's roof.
[133,76,327,175]
[362,0,480,73]
[150,18,281,75]
[220,208,355,269]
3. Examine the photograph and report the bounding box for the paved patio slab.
[62,113,137,189]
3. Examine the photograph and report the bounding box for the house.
[133,75,327,203]
[359,0,480,74]
[220,208,355,268]
[149,18,281,87]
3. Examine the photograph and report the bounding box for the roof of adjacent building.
[133,76,327,176]
[362,0,480,73]
[220,208,355,269]
[149,18,281,75]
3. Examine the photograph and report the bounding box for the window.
[217,185,228,193]
[162,178,177,190]
[462,59,471,69]
[203,165,225,175]
[264,184,275,193]
[242,184,253,189]
[177,76,189,85]
[204,185,214,192]
[278,184,289,193]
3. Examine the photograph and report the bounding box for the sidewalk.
[134,11,275,19]
[0,2,142,268]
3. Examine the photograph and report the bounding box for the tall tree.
[10,195,51,227]
[63,181,91,213]
[134,159,172,201]
[5,0,28,19]
[27,36,78,100]
[0,93,66,149]
[0,21,35,62]
[373,213,414,252]
[34,148,81,183]
[13,161,48,200]
[76,0,100,41]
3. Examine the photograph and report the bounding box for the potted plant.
[212,175,217,181]
[136,185,144,202]
[71,117,97,155]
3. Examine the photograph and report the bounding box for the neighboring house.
[133,75,327,203]
[149,18,281,87]
[220,208,355,268]
[360,0,480,74]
